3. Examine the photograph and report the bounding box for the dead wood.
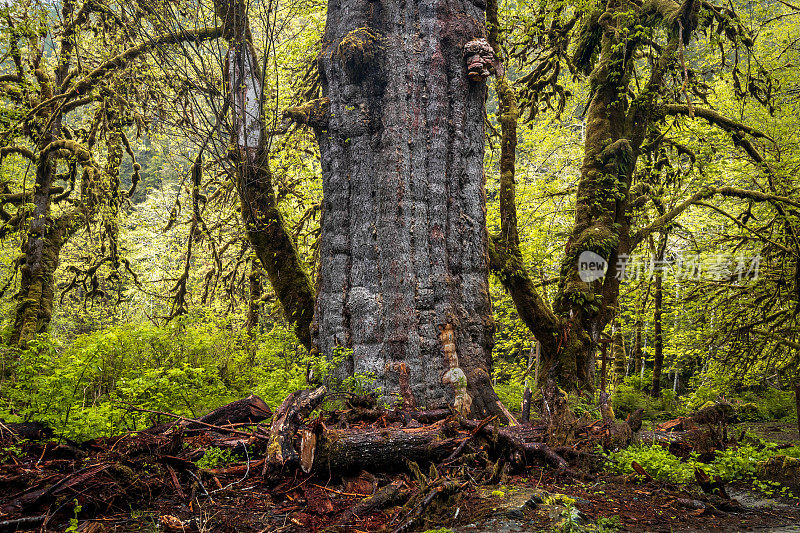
[311,422,460,475]
[0,514,47,533]
[140,395,272,435]
[391,479,462,533]
[694,467,729,498]
[631,460,653,482]
[460,420,595,481]
[0,422,52,442]
[186,395,272,430]
[265,386,327,474]
[337,479,408,525]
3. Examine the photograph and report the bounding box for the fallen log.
[185,395,272,430]
[655,402,733,433]
[142,395,272,434]
[310,422,460,474]
[337,480,409,525]
[0,422,52,442]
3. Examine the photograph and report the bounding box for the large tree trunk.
[313,0,503,416]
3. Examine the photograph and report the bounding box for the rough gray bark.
[313,0,502,415]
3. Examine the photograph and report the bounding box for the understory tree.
[0,0,221,348]
[486,0,800,394]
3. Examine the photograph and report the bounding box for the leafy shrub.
[607,443,693,483]
[611,381,677,420]
[607,443,780,484]
[0,314,315,440]
[755,389,796,421]
[196,446,238,469]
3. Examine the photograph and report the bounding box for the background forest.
[0,0,798,446]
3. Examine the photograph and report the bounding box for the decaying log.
[310,422,460,474]
[655,403,734,433]
[184,395,272,430]
[337,480,409,525]
[142,395,272,435]
[0,421,52,442]
[265,386,327,473]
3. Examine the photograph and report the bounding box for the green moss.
[337,27,383,81]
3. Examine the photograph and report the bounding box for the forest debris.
[202,458,265,476]
[159,514,199,532]
[141,395,272,435]
[312,422,459,474]
[265,386,327,474]
[299,428,317,474]
[186,395,272,429]
[338,479,408,524]
[757,455,800,491]
[166,464,187,501]
[391,479,462,533]
[0,515,46,533]
[631,461,653,482]
[656,418,685,432]
[0,422,52,442]
[301,483,335,514]
[460,419,595,480]
[1,393,799,533]
[694,467,728,498]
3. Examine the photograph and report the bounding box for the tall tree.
[213,0,316,351]
[487,0,800,392]
[308,0,511,416]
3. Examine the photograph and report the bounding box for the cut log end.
[299,428,317,474]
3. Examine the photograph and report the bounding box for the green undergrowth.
[195,446,242,469]
[606,437,800,489]
[0,313,314,441]
[610,372,797,424]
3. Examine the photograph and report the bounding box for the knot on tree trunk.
[283,98,330,129]
[337,27,383,82]
[464,38,495,81]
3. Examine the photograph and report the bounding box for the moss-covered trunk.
[12,111,63,346]
[550,3,638,391]
[12,207,68,346]
[214,0,315,350]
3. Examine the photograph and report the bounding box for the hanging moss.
[572,9,603,75]
[283,97,330,129]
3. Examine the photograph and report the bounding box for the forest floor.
[1,417,799,532]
